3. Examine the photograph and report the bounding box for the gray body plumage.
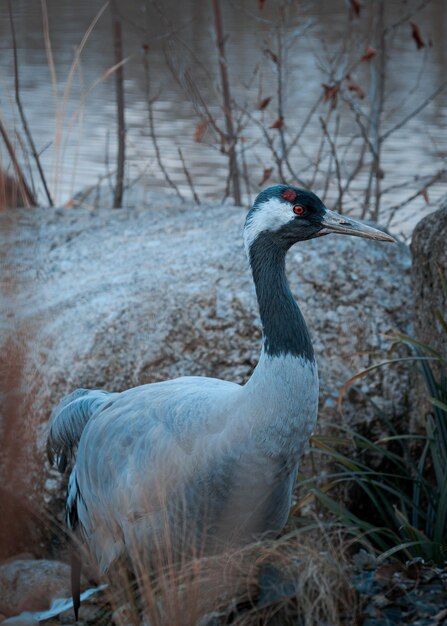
[48,185,393,581]
[51,353,318,572]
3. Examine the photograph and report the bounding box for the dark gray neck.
[248,233,314,360]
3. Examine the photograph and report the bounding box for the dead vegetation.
[72,525,357,626]
[0,1,445,223]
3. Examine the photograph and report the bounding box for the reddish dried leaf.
[142,43,150,52]
[258,167,273,186]
[63,199,75,208]
[350,0,361,18]
[270,116,284,129]
[347,78,365,99]
[410,21,425,49]
[361,46,377,62]
[265,48,279,64]
[194,119,208,143]
[420,187,429,204]
[322,83,340,109]
[258,96,272,110]
[258,0,267,9]
[404,561,423,581]
[375,563,402,583]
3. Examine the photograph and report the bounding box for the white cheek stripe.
[244,198,294,255]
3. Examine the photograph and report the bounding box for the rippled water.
[0,0,446,232]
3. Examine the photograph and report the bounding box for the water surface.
[0,0,446,233]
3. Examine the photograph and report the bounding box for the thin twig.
[0,118,36,207]
[8,0,53,206]
[384,0,433,34]
[142,51,183,201]
[275,12,287,182]
[164,41,225,145]
[320,116,343,211]
[68,79,86,204]
[336,139,367,210]
[40,0,59,196]
[60,2,110,200]
[212,0,241,205]
[150,0,216,84]
[14,129,36,198]
[380,79,447,142]
[309,106,332,190]
[385,169,446,227]
[178,148,200,204]
[370,0,386,221]
[240,143,252,206]
[105,130,114,197]
[70,168,117,208]
[111,0,126,208]
[286,93,323,156]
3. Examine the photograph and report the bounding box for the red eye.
[293,205,305,215]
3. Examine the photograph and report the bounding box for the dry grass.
[0,168,26,209]
[71,521,357,626]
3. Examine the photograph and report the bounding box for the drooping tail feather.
[47,388,113,472]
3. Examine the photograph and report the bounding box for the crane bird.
[47,185,394,617]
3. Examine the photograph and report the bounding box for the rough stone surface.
[411,197,447,358]
[0,559,70,617]
[1,615,39,625]
[1,199,412,552]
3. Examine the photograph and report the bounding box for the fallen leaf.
[375,563,402,583]
[258,167,273,186]
[257,96,272,110]
[350,0,361,18]
[322,83,340,109]
[258,0,267,9]
[270,116,284,129]
[141,43,150,52]
[361,46,377,62]
[420,187,429,204]
[194,119,208,143]
[63,200,75,208]
[347,77,365,99]
[265,48,278,64]
[410,21,425,49]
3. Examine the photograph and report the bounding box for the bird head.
[244,185,395,254]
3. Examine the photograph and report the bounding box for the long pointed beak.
[320,208,396,242]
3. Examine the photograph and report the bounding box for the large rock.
[0,559,70,617]
[0,199,412,554]
[411,197,447,357]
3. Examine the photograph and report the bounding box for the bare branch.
[111,0,126,208]
[212,0,241,205]
[8,0,53,206]
[0,118,36,207]
[163,41,225,144]
[143,50,184,202]
[384,0,433,34]
[384,169,446,227]
[320,116,343,211]
[178,148,200,204]
[380,79,447,142]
